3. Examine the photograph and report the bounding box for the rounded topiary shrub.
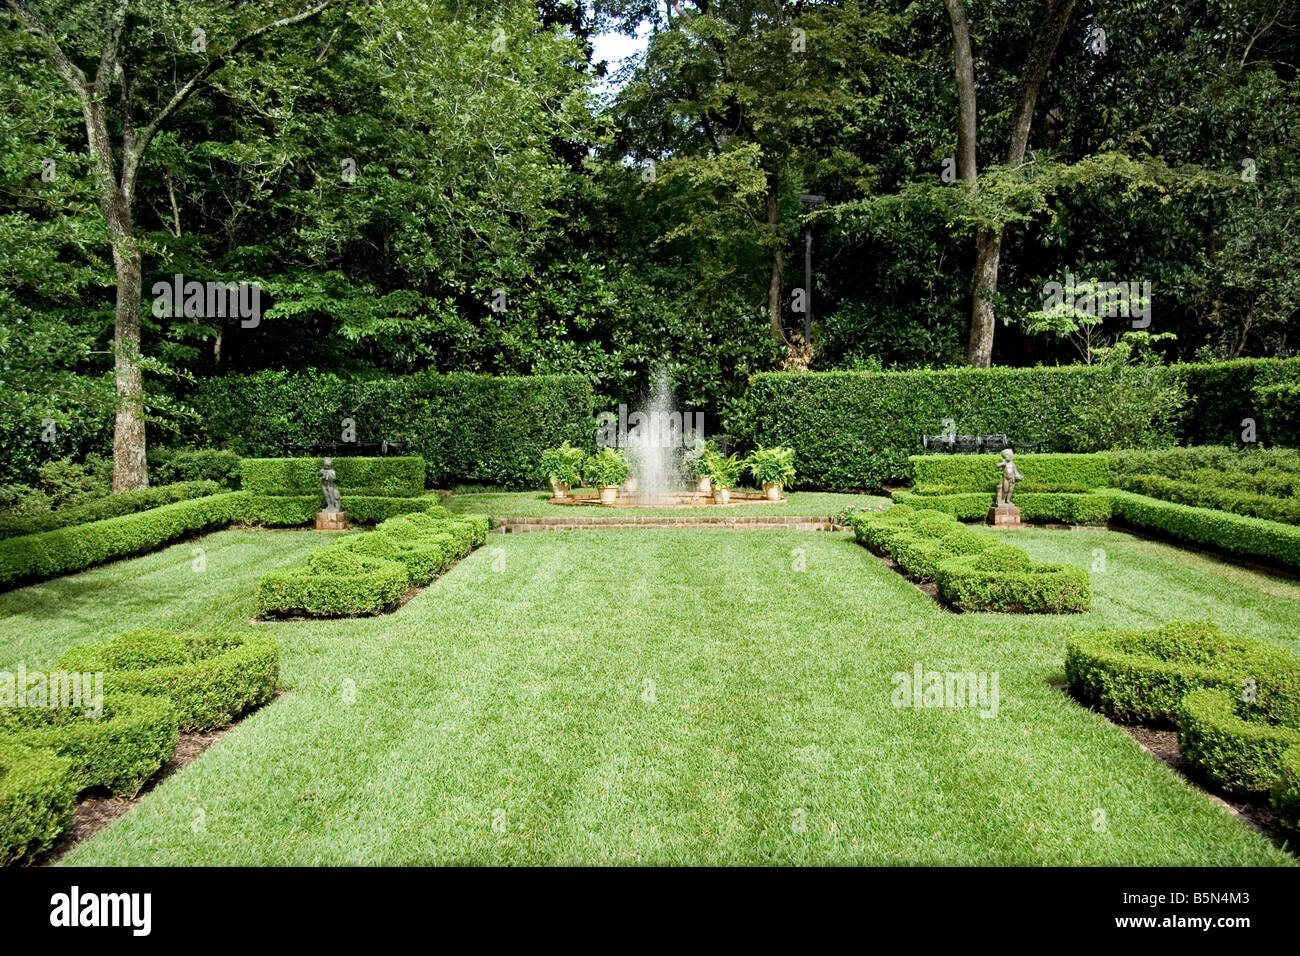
[58,630,280,732]
[341,530,457,586]
[1272,745,1300,833]
[1065,622,1300,725]
[376,514,488,555]
[257,547,409,619]
[890,525,996,582]
[1177,687,1300,795]
[0,742,75,864]
[0,692,178,794]
[851,505,914,553]
[935,545,1091,614]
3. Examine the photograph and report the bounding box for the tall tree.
[4,0,342,490]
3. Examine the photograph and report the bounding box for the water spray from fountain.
[626,365,697,505]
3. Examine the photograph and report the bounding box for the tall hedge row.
[731,359,1300,490]
[184,371,594,488]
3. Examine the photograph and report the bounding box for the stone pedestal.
[987,505,1021,527]
[315,510,347,531]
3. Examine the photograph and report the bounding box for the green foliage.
[1178,359,1300,447]
[1112,473,1300,525]
[58,631,280,733]
[257,548,410,619]
[583,447,630,488]
[1273,746,1300,834]
[1256,383,1300,448]
[0,480,222,539]
[745,446,796,487]
[1065,622,1300,725]
[704,452,743,490]
[147,448,242,488]
[893,490,1114,525]
[189,372,594,488]
[1106,490,1300,571]
[342,530,458,587]
[0,492,245,589]
[1177,688,1300,796]
[539,442,586,488]
[240,457,425,498]
[732,365,1189,489]
[909,453,1112,493]
[0,742,75,865]
[0,693,179,795]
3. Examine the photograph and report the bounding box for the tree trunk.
[110,226,148,492]
[968,227,1003,368]
[766,186,787,347]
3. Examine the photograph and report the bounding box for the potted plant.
[684,437,718,496]
[584,447,630,505]
[539,442,586,499]
[623,447,641,497]
[746,445,796,500]
[706,452,742,505]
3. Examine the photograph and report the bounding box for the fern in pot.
[583,447,630,505]
[684,437,719,496]
[746,446,795,500]
[705,452,743,505]
[539,442,586,499]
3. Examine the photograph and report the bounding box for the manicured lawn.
[443,489,889,519]
[1,522,1295,865]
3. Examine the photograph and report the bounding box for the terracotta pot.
[712,487,731,505]
[697,476,712,496]
[599,485,618,505]
[549,478,570,499]
[763,482,782,500]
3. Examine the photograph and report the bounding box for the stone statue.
[996,448,1023,506]
[319,457,342,513]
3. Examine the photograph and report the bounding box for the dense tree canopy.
[1,0,1297,484]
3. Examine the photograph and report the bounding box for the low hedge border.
[1064,622,1300,725]
[0,480,222,539]
[236,494,449,527]
[58,631,280,732]
[257,548,410,618]
[0,742,75,865]
[1112,472,1300,526]
[0,692,179,795]
[1273,745,1300,833]
[892,490,1113,524]
[1106,490,1300,571]
[908,453,1112,493]
[342,530,458,586]
[1177,688,1300,795]
[851,507,1091,612]
[240,457,426,497]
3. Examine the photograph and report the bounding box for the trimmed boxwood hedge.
[0,480,222,539]
[58,631,280,732]
[892,490,1114,524]
[1065,622,1300,725]
[0,742,75,864]
[1273,745,1300,833]
[235,493,449,527]
[0,492,245,589]
[240,456,426,497]
[1106,489,1300,570]
[1111,472,1300,526]
[1257,382,1300,448]
[908,453,1112,493]
[258,548,410,618]
[934,546,1092,614]
[342,530,458,586]
[1177,688,1300,795]
[0,692,178,794]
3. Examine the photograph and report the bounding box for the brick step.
[492,516,842,532]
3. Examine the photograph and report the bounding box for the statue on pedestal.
[318,457,343,523]
[996,448,1023,507]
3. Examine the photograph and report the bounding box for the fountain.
[625,366,693,505]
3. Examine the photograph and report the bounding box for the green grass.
[0,524,1295,865]
[442,489,888,519]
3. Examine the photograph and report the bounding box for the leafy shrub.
[0,742,75,864]
[377,514,489,554]
[890,525,995,582]
[0,481,223,539]
[730,365,1188,489]
[340,496,449,525]
[909,453,1112,493]
[583,447,630,488]
[746,446,796,486]
[1110,446,1300,482]
[704,451,743,490]
[1106,490,1300,570]
[257,548,410,618]
[539,442,586,488]
[1111,473,1300,525]
[935,547,1092,614]
[240,457,425,497]
[187,371,595,488]
[0,492,245,590]
[892,490,1114,524]
[34,455,111,509]
[58,631,280,732]
[1065,622,1300,725]
[0,693,178,794]
[1272,746,1300,833]
[342,530,457,586]
[850,505,916,553]
[148,447,242,487]
[1177,688,1300,795]
[1178,357,1300,447]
